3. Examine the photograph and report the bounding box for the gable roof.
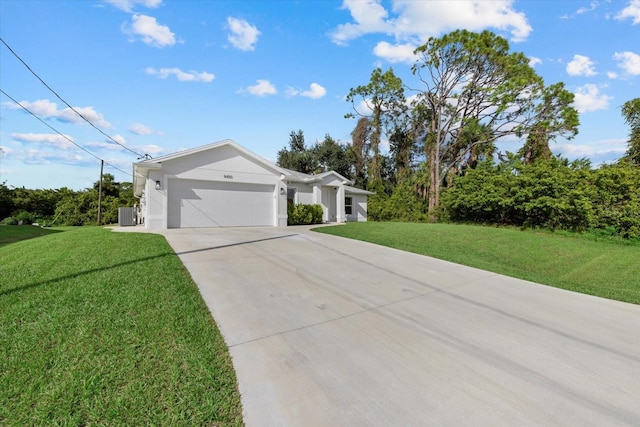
[132,139,367,197]
[133,139,288,197]
[345,185,375,195]
[281,167,353,185]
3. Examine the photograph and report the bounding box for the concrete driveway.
[158,226,640,426]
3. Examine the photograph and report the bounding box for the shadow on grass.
[1,234,298,298]
[0,251,175,298]
[0,225,64,247]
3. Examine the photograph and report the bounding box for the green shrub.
[1,217,19,225]
[287,203,324,225]
[441,159,640,239]
[13,210,36,225]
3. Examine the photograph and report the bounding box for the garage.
[167,179,275,228]
[133,140,371,230]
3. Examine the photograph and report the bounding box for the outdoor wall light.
[155,180,161,190]
[280,187,286,195]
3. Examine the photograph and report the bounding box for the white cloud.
[112,134,127,145]
[615,0,640,24]
[329,0,532,46]
[576,1,599,15]
[528,56,542,67]
[84,141,121,151]
[18,149,86,166]
[555,139,627,163]
[123,14,175,47]
[613,51,640,75]
[350,98,374,116]
[373,41,417,64]
[129,122,156,135]
[566,54,597,76]
[226,17,260,51]
[134,143,165,156]
[11,133,75,149]
[330,0,394,46]
[301,83,327,99]
[145,67,215,82]
[573,84,612,113]
[5,99,111,128]
[103,0,162,12]
[287,83,327,99]
[244,79,277,96]
[86,135,129,151]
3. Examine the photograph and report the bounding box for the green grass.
[314,222,640,305]
[0,227,243,426]
[0,224,64,247]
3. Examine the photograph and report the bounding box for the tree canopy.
[622,97,640,164]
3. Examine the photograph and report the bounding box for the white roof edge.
[133,140,292,197]
[345,185,375,195]
[135,139,288,175]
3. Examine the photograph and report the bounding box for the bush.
[13,210,36,225]
[287,203,323,225]
[1,217,19,225]
[441,159,640,239]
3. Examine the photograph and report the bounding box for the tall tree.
[312,134,353,178]
[276,130,317,173]
[345,68,406,185]
[519,82,579,164]
[350,117,370,188]
[621,97,640,165]
[411,29,579,215]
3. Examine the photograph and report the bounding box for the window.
[287,188,296,204]
[345,196,353,215]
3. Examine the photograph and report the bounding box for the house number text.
[224,174,233,179]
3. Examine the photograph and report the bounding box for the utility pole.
[97,159,103,225]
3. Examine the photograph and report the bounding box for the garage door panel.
[168,179,274,228]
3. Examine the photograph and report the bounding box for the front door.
[321,187,337,222]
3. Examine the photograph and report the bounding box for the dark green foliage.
[312,134,354,177]
[621,98,640,164]
[0,182,14,219]
[278,130,355,179]
[441,159,640,238]
[367,181,429,222]
[441,161,514,224]
[287,203,323,225]
[0,175,136,226]
[277,130,318,174]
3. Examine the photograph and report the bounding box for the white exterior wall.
[346,194,368,222]
[277,180,288,227]
[290,184,314,205]
[142,146,283,230]
[146,171,165,229]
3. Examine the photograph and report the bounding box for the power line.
[0,36,149,159]
[0,88,132,178]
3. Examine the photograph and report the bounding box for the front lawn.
[0,227,243,426]
[0,224,63,247]
[315,222,640,305]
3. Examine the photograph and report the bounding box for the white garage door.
[167,179,274,228]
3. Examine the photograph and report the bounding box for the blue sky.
[1,0,639,190]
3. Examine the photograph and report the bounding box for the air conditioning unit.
[118,207,136,226]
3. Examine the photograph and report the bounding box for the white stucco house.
[132,139,373,230]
